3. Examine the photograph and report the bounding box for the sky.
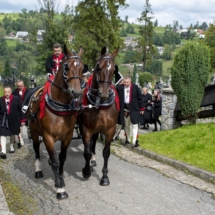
[0,0,215,28]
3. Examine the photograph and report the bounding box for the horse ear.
[63,44,72,57]
[101,47,106,56]
[77,46,83,57]
[111,47,119,58]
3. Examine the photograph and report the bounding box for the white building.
[16,31,28,38]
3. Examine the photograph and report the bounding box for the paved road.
[1,129,215,215]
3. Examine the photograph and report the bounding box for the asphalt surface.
[0,126,215,215]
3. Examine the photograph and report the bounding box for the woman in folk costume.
[12,80,29,147]
[0,87,25,159]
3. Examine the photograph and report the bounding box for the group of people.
[0,42,162,158]
[0,43,63,159]
[0,80,29,159]
[114,75,162,147]
[140,87,162,131]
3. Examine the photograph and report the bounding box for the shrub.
[171,42,211,123]
[139,72,153,86]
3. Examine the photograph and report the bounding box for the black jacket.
[0,96,24,135]
[117,83,144,125]
[153,98,162,119]
[142,93,152,107]
[45,55,55,74]
[12,87,30,104]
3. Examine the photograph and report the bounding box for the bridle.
[48,55,82,93]
[95,55,115,86]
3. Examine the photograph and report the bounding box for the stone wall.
[161,88,181,130]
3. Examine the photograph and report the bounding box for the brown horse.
[78,47,119,186]
[27,45,84,200]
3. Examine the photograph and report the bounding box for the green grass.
[139,123,215,173]
[162,60,173,77]
[6,39,17,47]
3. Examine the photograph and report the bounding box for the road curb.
[123,143,215,184]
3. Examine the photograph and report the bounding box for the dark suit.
[117,83,144,125]
[117,83,144,145]
[0,96,24,136]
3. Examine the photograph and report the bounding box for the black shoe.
[114,136,119,141]
[152,129,157,132]
[134,140,139,147]
[125,140,130,145]
[17,143,22,148]
[0,152,7,159]
[141,126,147,129]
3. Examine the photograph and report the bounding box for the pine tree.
[3,59,11,78]
[137,0,155,72]
[132,64,137,83]
[73,0,126,68]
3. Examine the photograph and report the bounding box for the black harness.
[85,55,116,109]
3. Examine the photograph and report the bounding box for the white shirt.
[5,98,9,112]
[124,86,130,103]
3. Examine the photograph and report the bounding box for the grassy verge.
[139,123,215,173]
[0,165,37,215]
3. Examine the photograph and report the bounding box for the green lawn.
[0,13,19,21]
[139,123,215,173]
[162,60,173,77]
[6,39,17,47]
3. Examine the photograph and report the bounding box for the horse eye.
[96,64,101,71]
[64,63,69,71]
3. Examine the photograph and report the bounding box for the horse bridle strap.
[63,56,82,83]
[96,56,115,85]
[48,78,68,93]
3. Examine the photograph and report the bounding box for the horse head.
[95,47,119,100]
[62,45,84,98]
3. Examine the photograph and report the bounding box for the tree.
[125,15,128,23]
[171,43,210,123]
[200,22,208,31]
[137,0,155,72]
[3,59,11,78]
[161,44,172,60]
[145,60,162,76]
[204,23,215,69]
[154,19,158,27]
[126,24,135,34]
[73,0,126,68]
[139,72,153,86]
[0,34,8,56]
[153,32,163,46]
[132,64,137,83]
[31,0,73,73]
[120,27,127,37]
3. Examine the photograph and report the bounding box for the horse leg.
[90,133,99,167]
[32,132,43,179]
[58,139,70,176]
[82,133,92,179]
[100,134,114,186]
[45,137,68,200]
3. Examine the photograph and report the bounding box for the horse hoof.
[82,168,91,179]
[56,192,68,200]
[35,171,43,178]
[100,177,110,186]
[90,166,93,172]
[91,160,97,167]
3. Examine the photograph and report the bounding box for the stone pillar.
[161,88,181,130]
